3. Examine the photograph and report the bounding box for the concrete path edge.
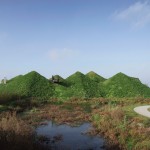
[134,105,150,118]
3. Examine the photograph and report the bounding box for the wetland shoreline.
[0,98,150,150]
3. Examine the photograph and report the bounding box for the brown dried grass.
[0,112,48,150]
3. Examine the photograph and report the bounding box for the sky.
[0,0,150,85]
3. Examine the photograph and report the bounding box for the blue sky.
[0,0,150,85]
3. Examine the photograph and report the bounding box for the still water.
[36,121,105,150]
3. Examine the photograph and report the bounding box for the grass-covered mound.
[103,72,150,98]
[86,71,106,83]
[50,75,71,99]
[0,71,54,100]
[53,84,72,100]
[7,75,23,83]
[65,71,102,98]
[1,71,150,100]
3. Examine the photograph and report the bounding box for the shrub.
[0,93,20,104]
[0,112,50,150]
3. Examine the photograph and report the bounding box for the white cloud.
[113,1,150,28]
[48,48,78,61]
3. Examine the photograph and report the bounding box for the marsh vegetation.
[0,71,150,150]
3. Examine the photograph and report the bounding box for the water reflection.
[36,121,105,150]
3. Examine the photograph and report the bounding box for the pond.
[36,121,105,150]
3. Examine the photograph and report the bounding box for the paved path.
[134,105,150,118]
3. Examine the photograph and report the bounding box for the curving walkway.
[134,105,150,118]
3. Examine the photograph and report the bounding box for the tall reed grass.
[0,112,48,150]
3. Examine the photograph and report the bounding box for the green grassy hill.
[1,71,150,101]
[65,71,102,98]
[103,72,150,98]
[86,71,106,83]
[0,71,54,99]
[50,75,71,99]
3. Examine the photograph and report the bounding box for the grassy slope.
[86,71,106,97]
[102,72,150,98]
[65,71,102,98]
[0,71,54,99]
[86,71,106,83]
[52,75,72,99]
[1,71,150,100]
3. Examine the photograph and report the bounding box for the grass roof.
[1,71,150,101]
[102,72,150,98]
[0,71,54,99]
[86,71,106,83]
[65,71,102,98]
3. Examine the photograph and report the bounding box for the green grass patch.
[102,72,150,98]
[1,71,150,103]
[65,71,103,98]
[0,105,7,112]
[0,71,54,101]
[86,71,106,83]
[79,102,91,113]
